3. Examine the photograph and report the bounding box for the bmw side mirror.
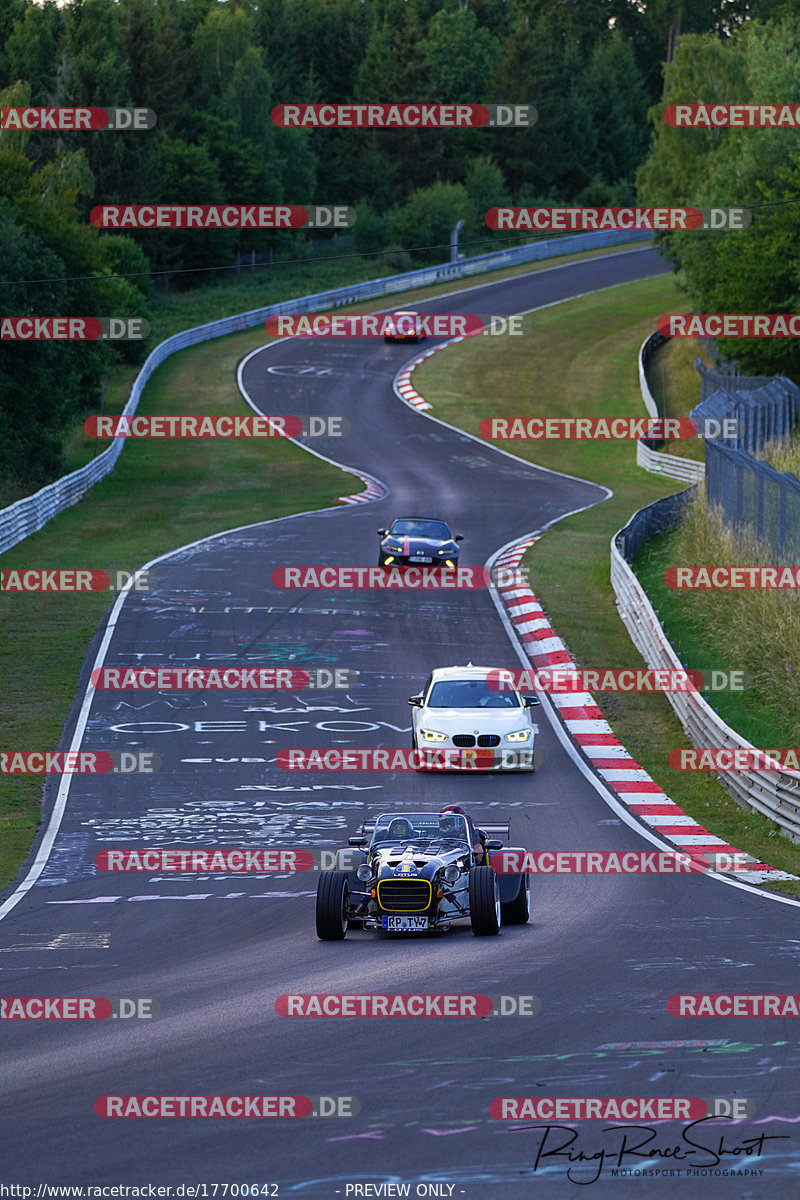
[454,534,464,542]
[524,696,540,707]
[377,529,387,537]
[408,695,423,706]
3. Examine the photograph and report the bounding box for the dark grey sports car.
[315,810,530,939]
[377,517,463,568]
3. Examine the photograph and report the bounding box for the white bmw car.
[409,665,539,771]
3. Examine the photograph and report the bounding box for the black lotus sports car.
[315,810,530,939]
[377,517,463,568]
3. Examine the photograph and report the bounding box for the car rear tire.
[316,871,349,941]
[501,876,530,925]
[469,866,501,936]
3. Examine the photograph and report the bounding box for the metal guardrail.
[611,498,800,842]
[0,228,651,555]
[636,439,704,481]
[636,331,705,483]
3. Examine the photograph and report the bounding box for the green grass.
[416,273,800,892]
[0,238,647,890]
[634,493,800,750]
[647,335,714,463]
[759,431,800,476]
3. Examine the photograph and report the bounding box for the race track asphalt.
[3,247,798,1198]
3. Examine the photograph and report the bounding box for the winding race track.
[4,247,799,1197]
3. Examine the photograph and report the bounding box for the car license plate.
[382,915,429,931]
[460,749,493,762]
[408,555,431,563]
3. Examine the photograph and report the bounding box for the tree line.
[1,0,797,491]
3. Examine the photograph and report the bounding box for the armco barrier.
[636,438,705,481]
[611,495,800,842]
[637,331,704,484]
[0,229,650,555]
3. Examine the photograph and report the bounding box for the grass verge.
[416,273,800,893]
[647,335,714,463]
[634,492,800,749]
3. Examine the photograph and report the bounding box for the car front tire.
[316,870,349,941]
[469,866,501,936]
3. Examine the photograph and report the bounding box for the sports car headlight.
[356,864,372,882]
[506,728,531,742]
[443,864,461,883]
[421,729,448,742]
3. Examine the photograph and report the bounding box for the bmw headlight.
[443,864,461,883]
[506,728,531,742]
[421,729,448,742]
[356,864,372,882]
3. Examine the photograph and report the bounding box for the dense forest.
[2,0,800,489]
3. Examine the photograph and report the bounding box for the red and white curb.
[338,470,387,505]
[493,537,796,886]
[394,338,464,411]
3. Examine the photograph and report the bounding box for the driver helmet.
[439,804,465,835]
[387,817,413,840]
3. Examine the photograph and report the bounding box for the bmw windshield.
[426,680,521,708]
